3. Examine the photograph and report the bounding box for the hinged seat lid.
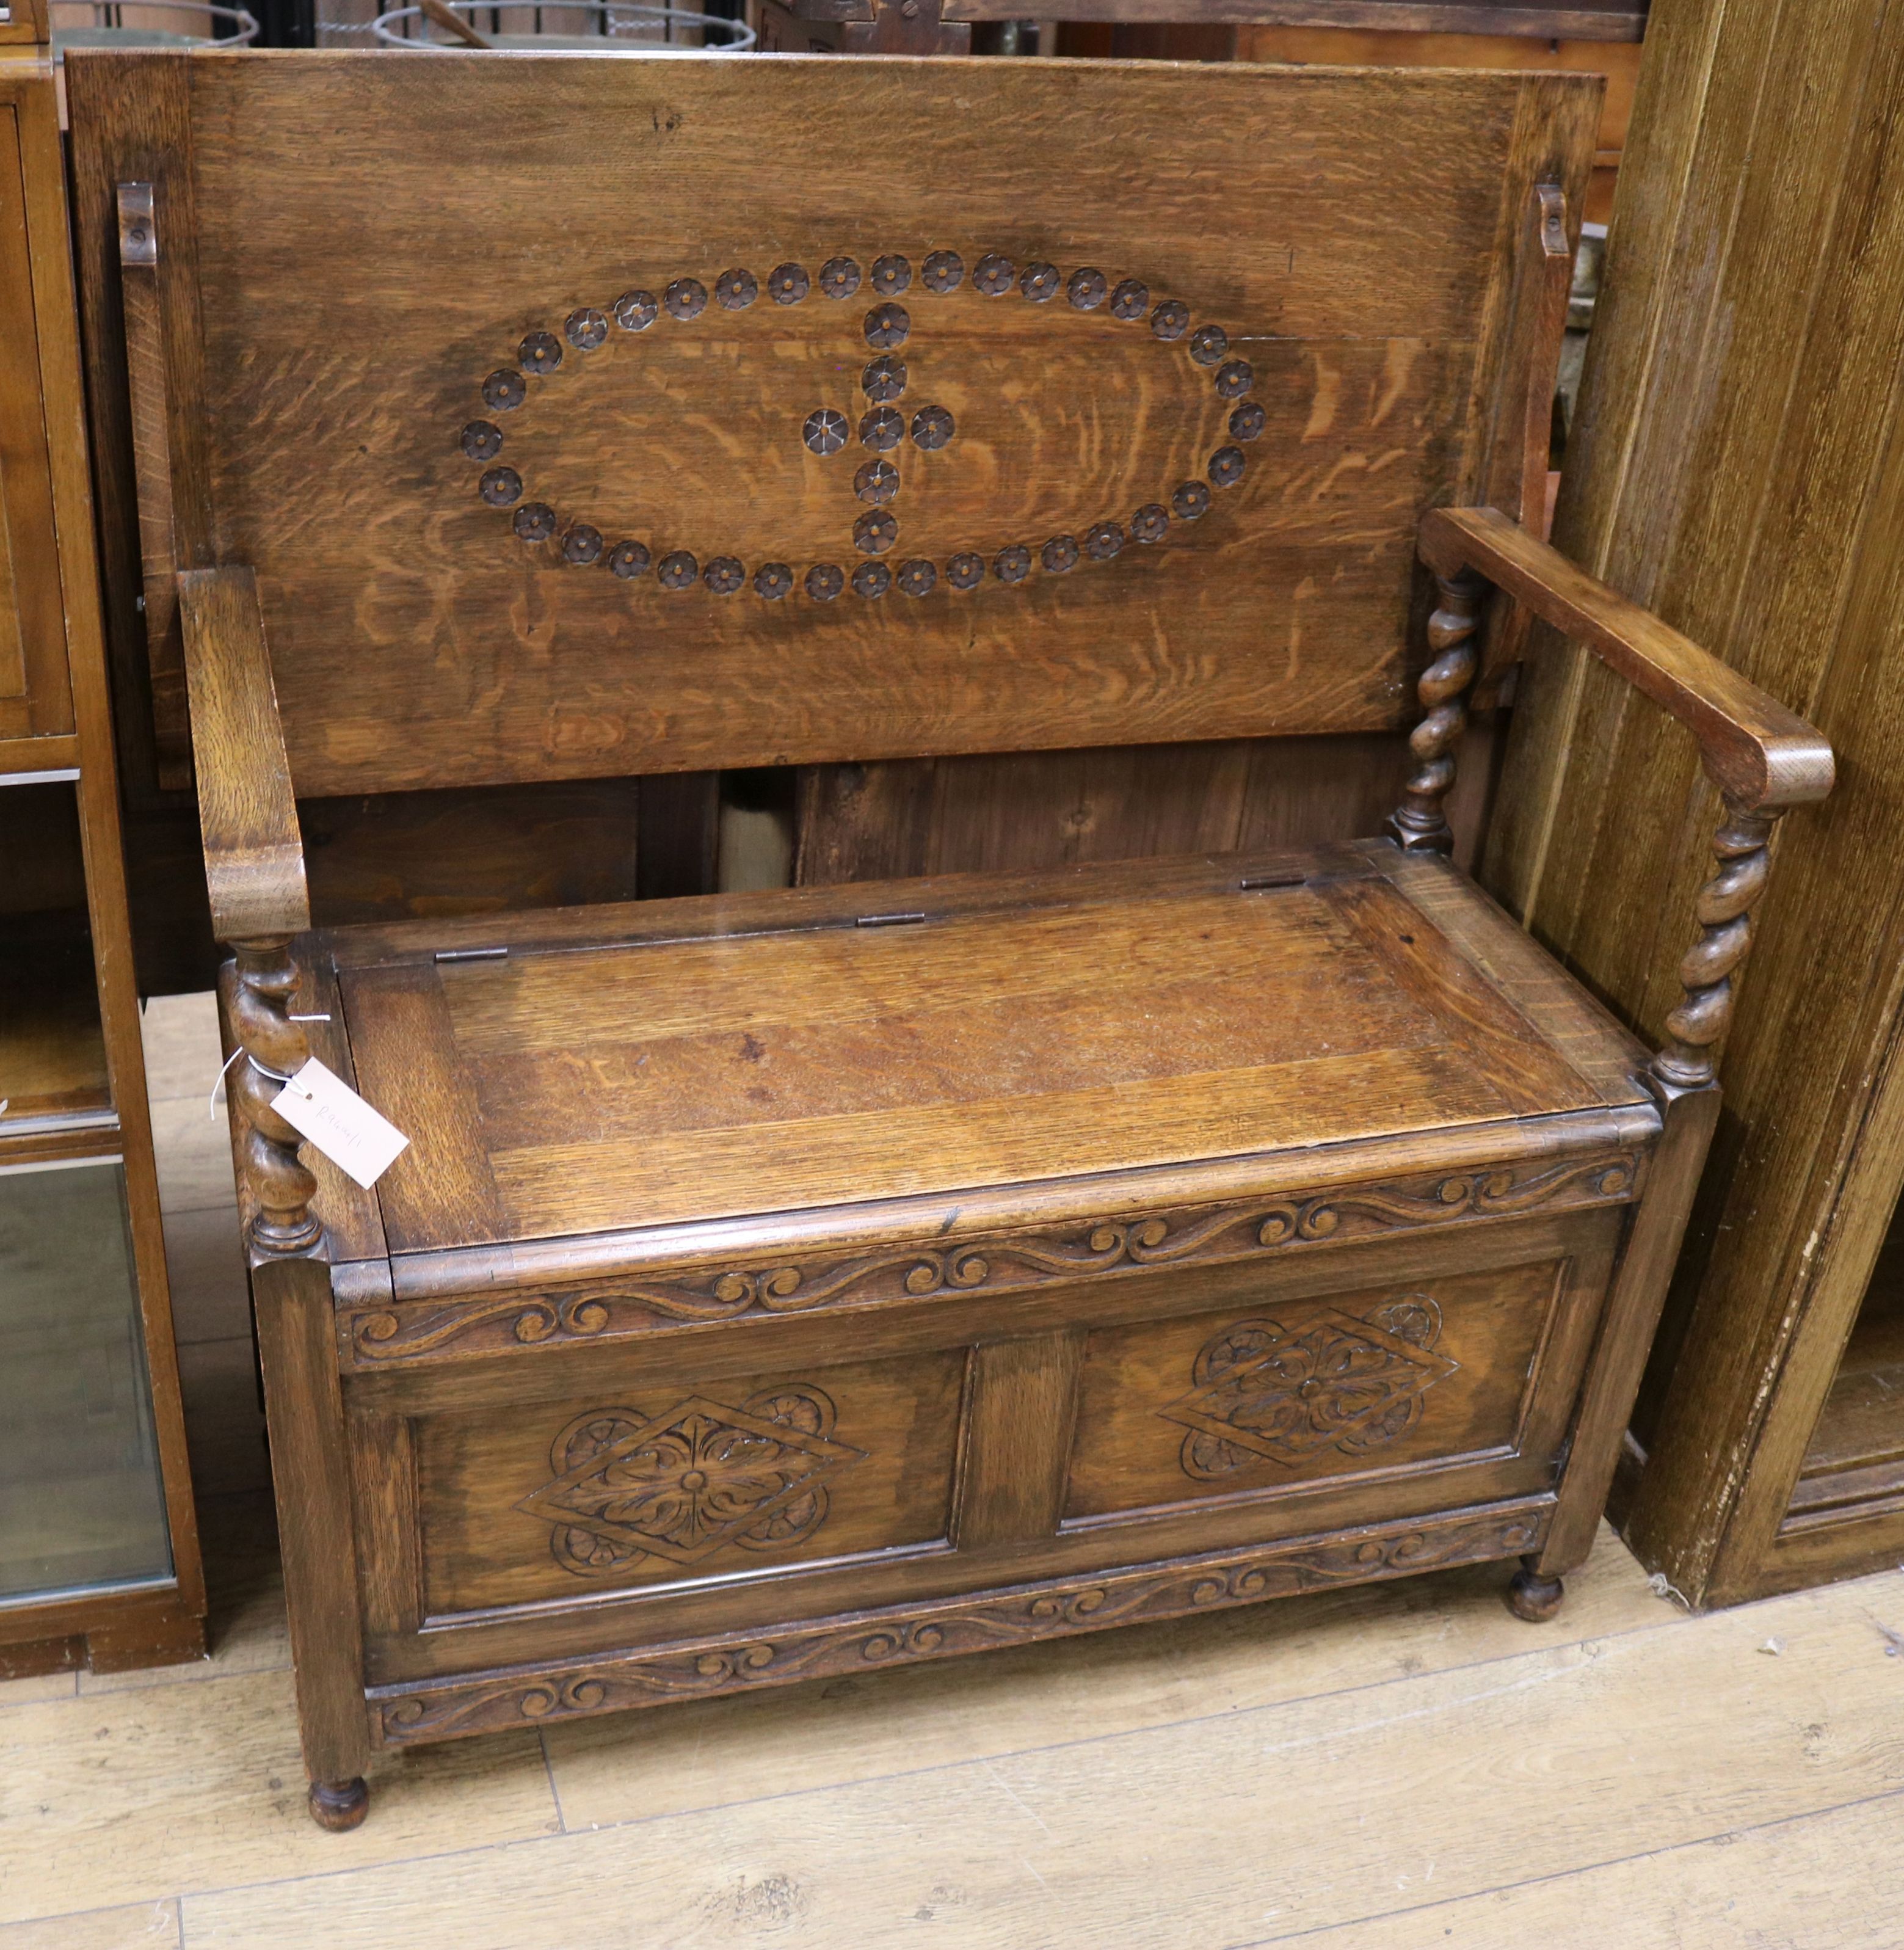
[315,842,1654,1267]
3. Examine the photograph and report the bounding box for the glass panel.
[0,1159,173,1600]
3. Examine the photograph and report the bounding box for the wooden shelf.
[1786,1223,1904,1531]
[0,780,110,1131]
[0,908,111,1128]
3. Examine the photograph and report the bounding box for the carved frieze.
[341,1152,1637,1369]
[374,1504,1546,1745]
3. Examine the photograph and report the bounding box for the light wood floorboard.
[0,1901,179,1949]
[1271,1786,1904,1949]
[175,1574,1904,1949]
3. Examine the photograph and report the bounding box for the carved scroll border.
[370,1501,1548,1747]
[340,1152,1641,1370]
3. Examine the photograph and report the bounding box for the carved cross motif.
[518,1386,864,1577]
[1161,1298,1458,1477]
[457,244,1261,601]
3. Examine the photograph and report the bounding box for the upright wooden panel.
[1484,0,1904,1604]
[0,97,71,746]
[1231,25,1641,224]
[65,53,1596,800]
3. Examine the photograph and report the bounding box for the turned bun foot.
[1505,1560,1565,1623]
[308,1777,369,1831]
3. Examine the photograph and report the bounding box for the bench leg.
[1505,1557,1566,1622]
[1531,1078,1723,1586]
[308,1777,370,1831]
[252,1248,374,1831]
[224,955,374,1830]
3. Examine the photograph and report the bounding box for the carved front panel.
[1161,1298,1459,1479]
[519,1386,863,1577]
[1063,1259,1572,1523]
[409,1348,964,1618]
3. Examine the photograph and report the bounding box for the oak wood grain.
[333,851,1622,1248]
[1422,506,1834,812]
[176,568,308,942]
[68,53,1597,796]
[250,1250,371,1792]
[955,1332,1085,1548]
[86,48,1725,1801]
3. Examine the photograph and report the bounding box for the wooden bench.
[68,48,1830,1830]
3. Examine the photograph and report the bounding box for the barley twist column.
[1651,804,1781,1091]
[1387,568,1488,853]
[228,937,321,1253]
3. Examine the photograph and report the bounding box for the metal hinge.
[434,945,509,963]
[1238,871,1306,892]
[855,911,928,928]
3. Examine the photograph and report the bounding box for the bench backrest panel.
[76,52,1597,798]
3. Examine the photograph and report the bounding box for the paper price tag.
[271,1058,410,1190]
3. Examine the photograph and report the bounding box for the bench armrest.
[1414,505,1836,1095]
[178,566,320,1253]
[178,566,311,942]
[1419,504,1833,812]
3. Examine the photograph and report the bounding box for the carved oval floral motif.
[455,247,1259,602]
[517,1386,866,1579]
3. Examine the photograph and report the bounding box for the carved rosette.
[373,1505,1547,1745]
[1653,802,1780,1090]
[341,1152,1638,1367]
[517,1386,864,1577]
[1389,568,1487,853]
[1163,1297,1458,1477]
[229,939,321,1253]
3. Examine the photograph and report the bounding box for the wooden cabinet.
[1486,0,1904,1607]
[0,53,205,1677]
[0,0,48,45]
[0,76,73,754]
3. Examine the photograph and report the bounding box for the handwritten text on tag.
[271,1058,410,1190]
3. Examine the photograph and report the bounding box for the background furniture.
[1486,0,1904,1607]
[0,49,204,1676]
[752,2,1641,224]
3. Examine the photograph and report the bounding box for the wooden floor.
[4,994,1902,1949]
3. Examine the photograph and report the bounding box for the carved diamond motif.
[519,1386,864,1577]
[1161,1299,1457,1478]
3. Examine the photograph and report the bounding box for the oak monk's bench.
[68,48,1831,1828]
